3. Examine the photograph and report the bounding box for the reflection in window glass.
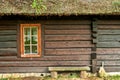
[32,36,37,44]
[32,46,37,53]
[24,28,30,35]
[25,46,30,54]
[24,36,30,44]
[32,27,37,35]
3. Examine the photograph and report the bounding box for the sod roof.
[0,0,120,16]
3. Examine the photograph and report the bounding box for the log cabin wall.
[0,19,92,73]
[0,17,120,73]
[97,20,120,72]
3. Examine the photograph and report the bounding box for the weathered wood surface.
[0,55,91,61]
[97,61,120,66]
[44,20,91,25]
[0,35,16,41]
[0,48,17,56]
[98,25,120,30]
[45,35,91,41]
[96,20,120,72]
[97,42,120,48]
[48,67,90,71]
[0,67,48,73]
[98,35,120,42]
[45,48,91,55]
[45,30,91,35]
[0,61,90,67]
[104,67,120,72]
[45,25,90,30]
[97,54,120,60]
[45,41,93,48]
[97,48,120,54]
[0,42,16,48]
[0,30,17,35]
[98,30,120,34]
[97,20,120,25]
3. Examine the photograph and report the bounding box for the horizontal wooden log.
[0,26,17,30]
[0,67,48,73]
[97,42,120,48]
[97,61,120,66]
[98,35,120,42]
[0,35,16,41]
[98,30,120,34]
[0,21,17,25]
[45,48,91,55]
[97,20,120,25]
[0,55,91,61]
[0,53,17,56]
[44,20,91,25]
[0,30,17,35]
[97,48,120,54]
[0,61,90,67]
[45,30,91,35]
[45,35,91,41]
[98,25,120,30]
[97,54,120,60]
[0,42,16,48]
[45,41,93,48]
[45,25,90,30]
[0,48,17,56]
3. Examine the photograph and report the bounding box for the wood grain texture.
[98,25,120,30]
[45,30,91,35]
[0,67,48,73]
[98,35,120,42]
[0,30,17,35]
[45,48,91,55]
[98,30,120,34]
[45,41,93,48]
[97,54,120,60]
[97,42,120,48]
[0,55,91,61]
[97,48,120,54]
[97,20,120,25]
[0,42,16,48]
[97,61,120,66]
[0,61,90,67]
[104,67,120,72]
[0,20,92,73]
[0,48,17,56]
[45,35,91,41]
[45,25,90,30]
[0,35,16,41]
[44,20,91,25]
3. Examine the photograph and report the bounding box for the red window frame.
[20,24,41,57]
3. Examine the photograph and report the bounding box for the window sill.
[21,54,41,58]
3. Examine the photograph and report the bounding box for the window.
[20,24,41,57]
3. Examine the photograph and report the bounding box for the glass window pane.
[32,28,37,35]
[32,46,37,53]
[32,36,37,44]
[25,46,30,54]
[24,28,30,35]
[24,36,30,44]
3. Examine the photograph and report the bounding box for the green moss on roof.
[0,0,120,16]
